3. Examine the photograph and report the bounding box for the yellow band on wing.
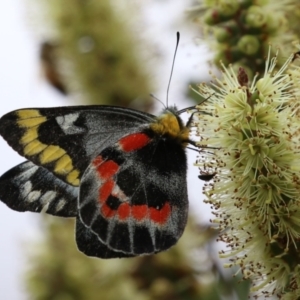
[16,109,81,186]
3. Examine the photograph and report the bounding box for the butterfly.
[0,104,197,258]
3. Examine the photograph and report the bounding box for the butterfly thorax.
[149,108,189,145]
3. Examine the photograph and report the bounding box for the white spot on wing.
[56,113,84,134]
[18,161,35,171]
[27,191,41,203]
[40,191,56,205]
[22,181,43,203]
[22,181,33,199]
[15,165,39,183]
[55,198,66,212]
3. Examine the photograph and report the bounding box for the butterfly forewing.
[0,106,154,186]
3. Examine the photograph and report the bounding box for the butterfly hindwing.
[75,217,134,258]
[0,106,154,186]
[0,161,78,217]
[78,129,188,258]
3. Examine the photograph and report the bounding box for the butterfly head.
[150,106,189,145]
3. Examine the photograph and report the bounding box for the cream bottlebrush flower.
[194,50,300,298]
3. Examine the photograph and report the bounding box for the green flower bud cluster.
[190,0,297,78]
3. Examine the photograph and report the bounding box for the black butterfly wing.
[76,218,134,258]
[0,161,78,217]
[0,106,154,186]
[77,130,188,258]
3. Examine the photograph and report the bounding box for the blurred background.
[4,0,296,298]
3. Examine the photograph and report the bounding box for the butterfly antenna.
[166,32,180,108]
[150,93,166,109]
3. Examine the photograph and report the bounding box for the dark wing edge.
[75,217,134,258]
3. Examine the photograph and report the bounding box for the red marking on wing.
[119,133,150,152]
[99,179,114,203]
[101,203,116,218]
[132,204,148,221]
[118,203,130,220]
[150,202,171,225]
[96,160,119,179]
[93,156,104,167]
